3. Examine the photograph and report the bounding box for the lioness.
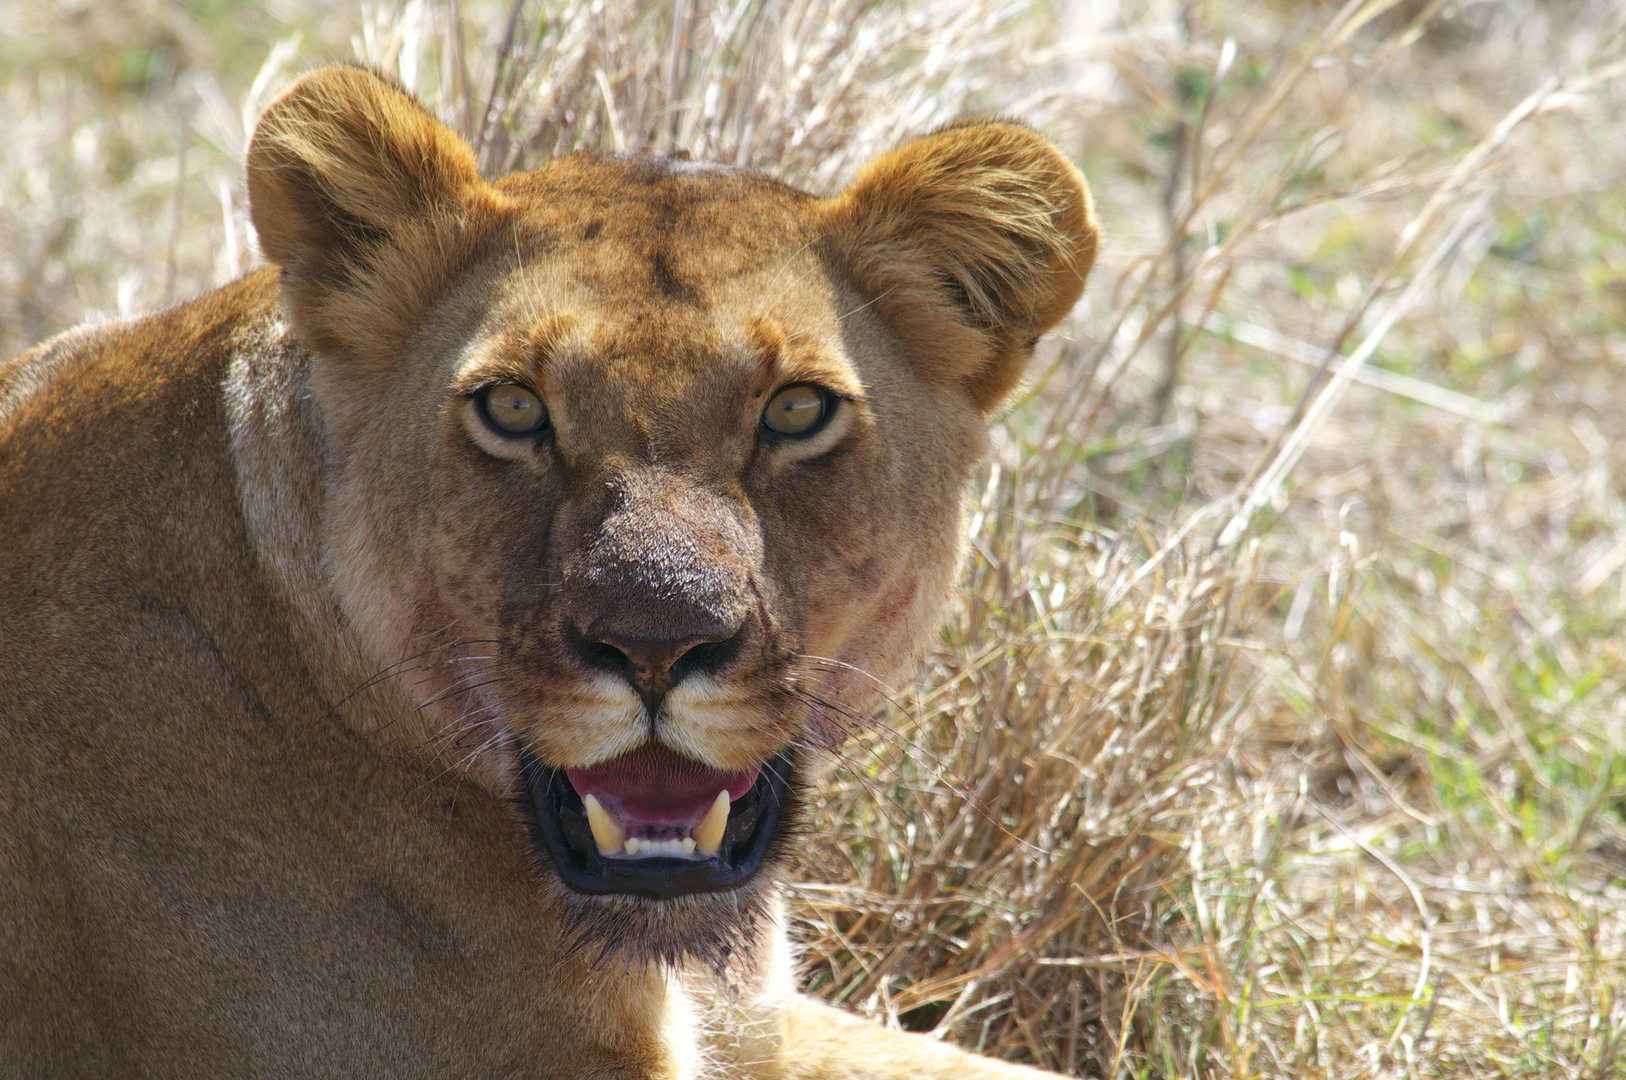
[0,65,1096,1077]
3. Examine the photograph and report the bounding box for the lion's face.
[247,68,1095,964]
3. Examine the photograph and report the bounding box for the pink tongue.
[566,743,759,826]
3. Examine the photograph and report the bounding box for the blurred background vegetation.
[3,0,1624,1076]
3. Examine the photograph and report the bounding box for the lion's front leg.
[765,995,1058,1080]
[694,900,1060,1080]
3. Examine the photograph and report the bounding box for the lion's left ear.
[820,121,1098,413]
[247,65,507,368]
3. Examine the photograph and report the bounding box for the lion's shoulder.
[0,271,296,692]
[1,271,283,441]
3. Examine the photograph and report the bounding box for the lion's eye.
[761,383,830,437]
[479,383,549,435]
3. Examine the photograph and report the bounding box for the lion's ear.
[247,65,505,366]
[821,121,1098,413]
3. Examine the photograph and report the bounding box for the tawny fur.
[0,65,1096,1078]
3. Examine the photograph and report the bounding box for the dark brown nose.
[558,468,761,717]
[570,625,743,716]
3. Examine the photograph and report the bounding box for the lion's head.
[243,66,1096,966]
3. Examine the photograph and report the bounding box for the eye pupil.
[481,383,548,435]
[762,384,829,436]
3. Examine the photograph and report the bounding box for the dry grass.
[5,1,1625,1076]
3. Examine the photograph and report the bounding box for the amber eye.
[761,383,830,437]
[479,383,549,436]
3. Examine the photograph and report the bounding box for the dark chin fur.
[513,753,810,972]
[551,872,777,972]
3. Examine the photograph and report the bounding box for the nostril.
[669,635,739,683]
[569,630,632,676]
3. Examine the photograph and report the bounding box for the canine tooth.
[694,790,730,856]
[583,794,624,856]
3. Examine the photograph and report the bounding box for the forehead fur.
[449,157,856,429]
[495,155,817,296]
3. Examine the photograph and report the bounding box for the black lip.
[518,744,792,900]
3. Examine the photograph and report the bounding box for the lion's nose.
[569,625,743,717]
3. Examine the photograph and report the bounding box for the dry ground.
[3,1,1623,1076]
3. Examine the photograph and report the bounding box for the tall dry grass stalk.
[5,0,1626,1075]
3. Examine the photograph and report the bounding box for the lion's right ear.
[820,122,1097,414]
[247,65,505,367]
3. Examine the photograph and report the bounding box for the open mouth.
[519,741,792,899]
